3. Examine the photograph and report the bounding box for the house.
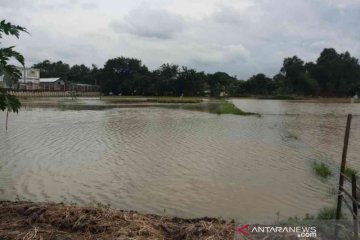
[17,67,41,90]
[0,67,40,90]
[0,66,99,92]
[40,78,65,91]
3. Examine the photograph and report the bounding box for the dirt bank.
[0,201,234,240]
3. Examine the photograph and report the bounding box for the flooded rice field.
[1,98,360,222]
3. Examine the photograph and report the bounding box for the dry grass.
[0,201,234,240]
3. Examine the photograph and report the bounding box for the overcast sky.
[1,0,360,79]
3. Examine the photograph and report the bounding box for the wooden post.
[335,114,352,238]
[352,174,358,240]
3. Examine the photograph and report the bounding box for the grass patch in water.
[103,96,202,103]
[212,101,251,115]
[147,97,202,103]
[285,132,299,140]
[102,97,148,103]
[312,161,332,179]
[169,101,258,116]
[344,166,359,179]
[257,95,297,100]
[316,206,337,220]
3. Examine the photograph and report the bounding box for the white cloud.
[111,6,185,39]
[0,0,359,78]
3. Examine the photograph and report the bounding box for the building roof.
[40,78,61,83]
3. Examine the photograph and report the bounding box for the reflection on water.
[1,98,360,222]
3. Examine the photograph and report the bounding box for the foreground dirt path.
[0,201,234,240]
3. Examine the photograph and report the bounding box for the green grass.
[103,96,202,104]
[147,97,202,103]
[344,166,359,179]
[102,97,148,103]
[316,206,337,220]
[285,132,299,140]
[312,161,333,179]
[211,101,252,115]
[170,101,258,116]
[257,95,297,100]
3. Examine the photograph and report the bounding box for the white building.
[18,67,41,90]
[0,67,41,90]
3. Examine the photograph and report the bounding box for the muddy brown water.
[1,98,360,222]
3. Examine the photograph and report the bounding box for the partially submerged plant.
[285,132,299,140]
[344,166,358,179]
[0,89,21,130]
[312,161,332,179]
[316,206,338,220]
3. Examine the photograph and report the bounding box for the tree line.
[31,48,360,97]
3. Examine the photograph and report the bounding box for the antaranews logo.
[236,224,317,239]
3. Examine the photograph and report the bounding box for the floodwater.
[1,98,360,222]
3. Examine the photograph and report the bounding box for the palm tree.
[0,89,21,130]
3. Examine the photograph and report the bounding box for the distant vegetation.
[29,48,360,98]
[312,162,332,179]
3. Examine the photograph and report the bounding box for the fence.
[6,90,101,98]
[335,114,359,240]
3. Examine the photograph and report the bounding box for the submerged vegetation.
[161,101,258,116]
[316,206,337,220]
[147,97,202,103]
[312,161,332,179]
[285,132,299,140]
[344,166,359,179]
[103,96,202,103]
[211,101,255,115]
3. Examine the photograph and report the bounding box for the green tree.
[281,56,307,94]
[0,20,26,130]
[32,60,70,80]
[99,57,149,95]
[206,72,237,97]
[176,67,205,96]
[309,48,360,96]
[153,64,179,95]
[241,73,274,95]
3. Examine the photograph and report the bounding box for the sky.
[1,0,360,79]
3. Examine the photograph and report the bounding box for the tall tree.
[99,57,149,95]
[309,48,360,96]
[206,72,237,97]
[241,73,274,95]
[281,56,306,93]
[32,60,70,80]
